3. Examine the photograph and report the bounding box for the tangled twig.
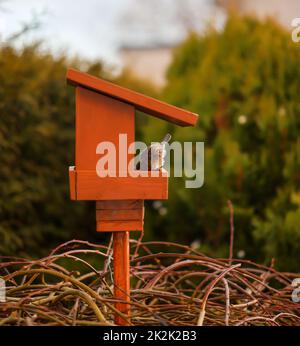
[0,239,299,326]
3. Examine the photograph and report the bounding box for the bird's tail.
[161,133,172,143]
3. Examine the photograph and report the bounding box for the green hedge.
[142,15,300,271]
[0,45,99,256]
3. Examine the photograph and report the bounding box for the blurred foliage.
[140,15,300,271]
[0,43,106,257]
[1,14,300,271]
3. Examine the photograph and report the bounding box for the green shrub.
[141,15,300,270]
[0,44,104,256]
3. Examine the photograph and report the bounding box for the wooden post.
[113,231,130,325]
[96,200,144,325]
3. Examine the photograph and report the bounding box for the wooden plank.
[69,166,76,200]
[75,170,168,200]
[97,220,143,232]
[67,68,198,127]
[76,88,135,171]
[96,209,144,221]
[96,200,143,210]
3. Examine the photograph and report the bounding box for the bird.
[136,133,172,171]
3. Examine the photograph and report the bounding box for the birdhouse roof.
[67,68,198,126]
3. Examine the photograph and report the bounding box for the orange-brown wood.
[72,169,168,200]
[96,199,144,232]
[97,220,143,232]
[67,68,199,127]
[113,231,130,325]
[69,166,76,200]
[96,200,143,210]
[96,209,144,221]
[76,87,135,172]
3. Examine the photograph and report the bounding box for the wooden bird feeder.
[66,68,198,325]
